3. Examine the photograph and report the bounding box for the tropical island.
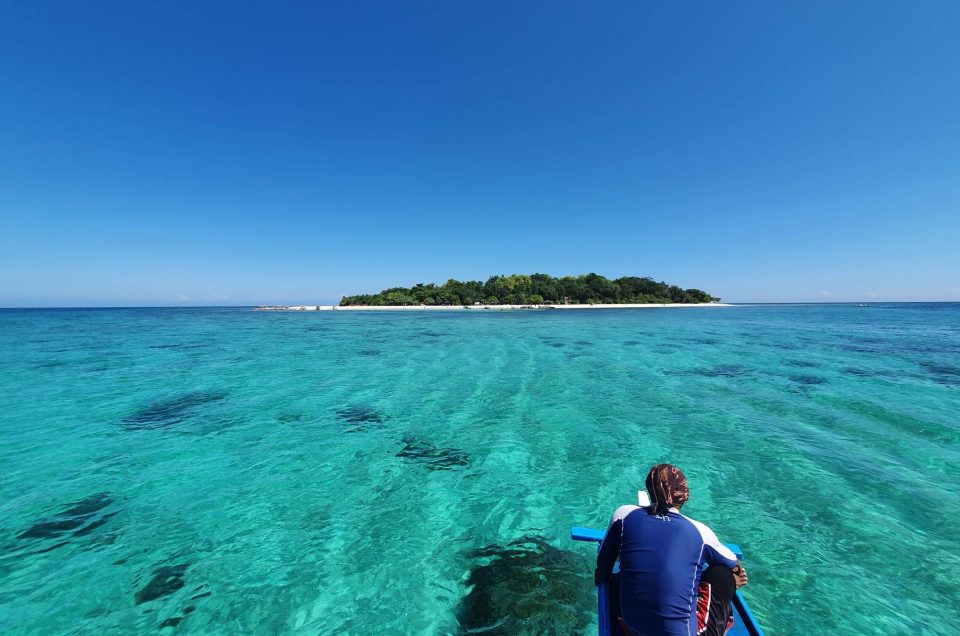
[339,274,719,306]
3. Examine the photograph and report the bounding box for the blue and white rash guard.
[596,505,738,636]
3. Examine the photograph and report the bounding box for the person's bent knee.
[701,565,736,598]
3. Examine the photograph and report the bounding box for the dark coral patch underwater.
[665,364,748,378]
[135,563,190,605]
[455,537,592,635]
[842,366,877,377]
[396,437,469,470]
[337,406,388,431]
[417,331,450,339]
[148,342,207,351]
[685,337,720,345]
[123,392,226,430]
[19,493,116,544]
[784,359,821,368]
[789,374,827,386]
[920,361,960,387]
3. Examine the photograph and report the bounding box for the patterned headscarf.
[645,464,690,515]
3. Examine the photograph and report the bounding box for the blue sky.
[1,1,958,306]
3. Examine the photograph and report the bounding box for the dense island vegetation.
[339,274,718,306]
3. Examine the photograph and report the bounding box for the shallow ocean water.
[1,304,958,635]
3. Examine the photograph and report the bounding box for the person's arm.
[594,505,636,585]
[686,517,738,570]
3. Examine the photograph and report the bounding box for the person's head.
[644,464,690,515]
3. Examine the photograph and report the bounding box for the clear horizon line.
[1,300,958,310]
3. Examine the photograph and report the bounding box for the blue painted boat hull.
[571,526,764,636]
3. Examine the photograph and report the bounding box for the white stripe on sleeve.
[685,515,737,564]
[608,504,640,529]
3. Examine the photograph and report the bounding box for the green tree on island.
[339,274,719,306]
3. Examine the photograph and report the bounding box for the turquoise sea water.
[1,304,958,635]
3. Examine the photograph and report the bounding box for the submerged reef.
[783,359,821,368]
[842,366,876,377]
[684,337,720,345]
[135,561,211,629]
[664,364,748,378]
[455,536,592,635]
[396,437,470,471]
[416,330,449,338]
[135,563,190,605]
[788,374,827,386]
[123,392,226,430]
[159,604,198,629]
[337,406,388,432]
[19,493,116,549]
[920,361,960,387]
[147,342,207,351]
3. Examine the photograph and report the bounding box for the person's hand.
[732,563,748,589]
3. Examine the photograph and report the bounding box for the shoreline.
[255,303,732,311]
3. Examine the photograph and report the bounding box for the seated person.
[595,464,748,636]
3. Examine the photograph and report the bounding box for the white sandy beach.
[256,303,731,311]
